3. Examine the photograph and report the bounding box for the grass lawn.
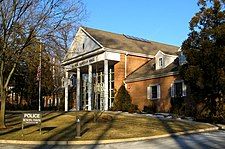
[0,111,214,141]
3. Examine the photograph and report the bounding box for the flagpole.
[38,43,42,112]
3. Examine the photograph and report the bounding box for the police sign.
[22,112,42,136]
[23,113,41,124]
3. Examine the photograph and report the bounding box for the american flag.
[36,65,41,81]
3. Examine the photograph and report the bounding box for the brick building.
[62,27,186,112]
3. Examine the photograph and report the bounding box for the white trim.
[62,48,105,65]
[171,80,187,98]
[157,85,161,99]
[104,48,154,58]
[147,86,151,100]
[105,51,120,61]
[63,49,121,67]
[64,71,69,111]
[104,59,109,110]
[80,27,104,48]
[125,52,128,78]
[65,51,120,70]
[182,82,187,97]
[76,68,81,111]
[148,84,160,100]
[88,65,92,111]
[155,50,178,58]
[178,47,182,52]
[171,83,175,98]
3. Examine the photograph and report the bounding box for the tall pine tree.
[180,0,225,122]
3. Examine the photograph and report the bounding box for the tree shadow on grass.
[0,111,66,136]
[32,111,121,149]
[33,111,90,149]
[89,112,122,149]
[152,117,225,148]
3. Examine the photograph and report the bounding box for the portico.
[63,51,119,111]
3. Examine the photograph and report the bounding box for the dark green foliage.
[128,104,139,113]
[170,97,185,116]
[10,44,55,110]
[180,0,225,122]
[143,100,157,114]
[112,84,138,113]
[170,97,197,118]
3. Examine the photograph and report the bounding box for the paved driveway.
[1,130,225,149]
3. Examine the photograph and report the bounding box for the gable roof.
[82,27,179,56]
[125,58,179,83]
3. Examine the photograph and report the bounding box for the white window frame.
[171,80,187,98]
[147,84,161,100]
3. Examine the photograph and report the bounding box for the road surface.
[0,130,225,149]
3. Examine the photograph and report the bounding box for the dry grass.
[0,111,213,141]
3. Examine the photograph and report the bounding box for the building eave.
[62,47,105,66]
[104,48,154,58]
[125,71,179,83]
[156,50,178,58]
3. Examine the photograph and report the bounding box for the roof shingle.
[125,58,179,82]
[83,27,179,56]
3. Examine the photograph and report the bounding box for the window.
[171,81,186,98]
[109,68,114,108]
[82,43,85,50]
[147,84,160,100]
[159,58,163,67]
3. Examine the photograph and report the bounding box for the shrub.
[170,97,186,116]
[128,104,139,113]
[112,84,138,113]
[143,99,157,113]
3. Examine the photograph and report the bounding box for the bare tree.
[0,0,86,128]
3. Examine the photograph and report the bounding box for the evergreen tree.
[180,0,225,122]
[113,84,132,112]
[11,43,54,109]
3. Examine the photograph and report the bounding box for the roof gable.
[64,27,101,61]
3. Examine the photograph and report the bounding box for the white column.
[76,68,81,111]
[104,60,109,110]
[88,65,92,111]
[54,97,57,106]
[109,68,112,108]
[64,71,69,111]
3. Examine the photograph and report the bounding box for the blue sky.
[83,0,200,46]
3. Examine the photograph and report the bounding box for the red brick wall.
[114,53,150,93]
[114,54,125,92]
[127,55,150,76]
[126,75,179,112]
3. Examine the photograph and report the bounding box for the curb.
[216,124,225,130]
[0,126,219,145]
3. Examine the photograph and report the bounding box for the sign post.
[22,113,42,136]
